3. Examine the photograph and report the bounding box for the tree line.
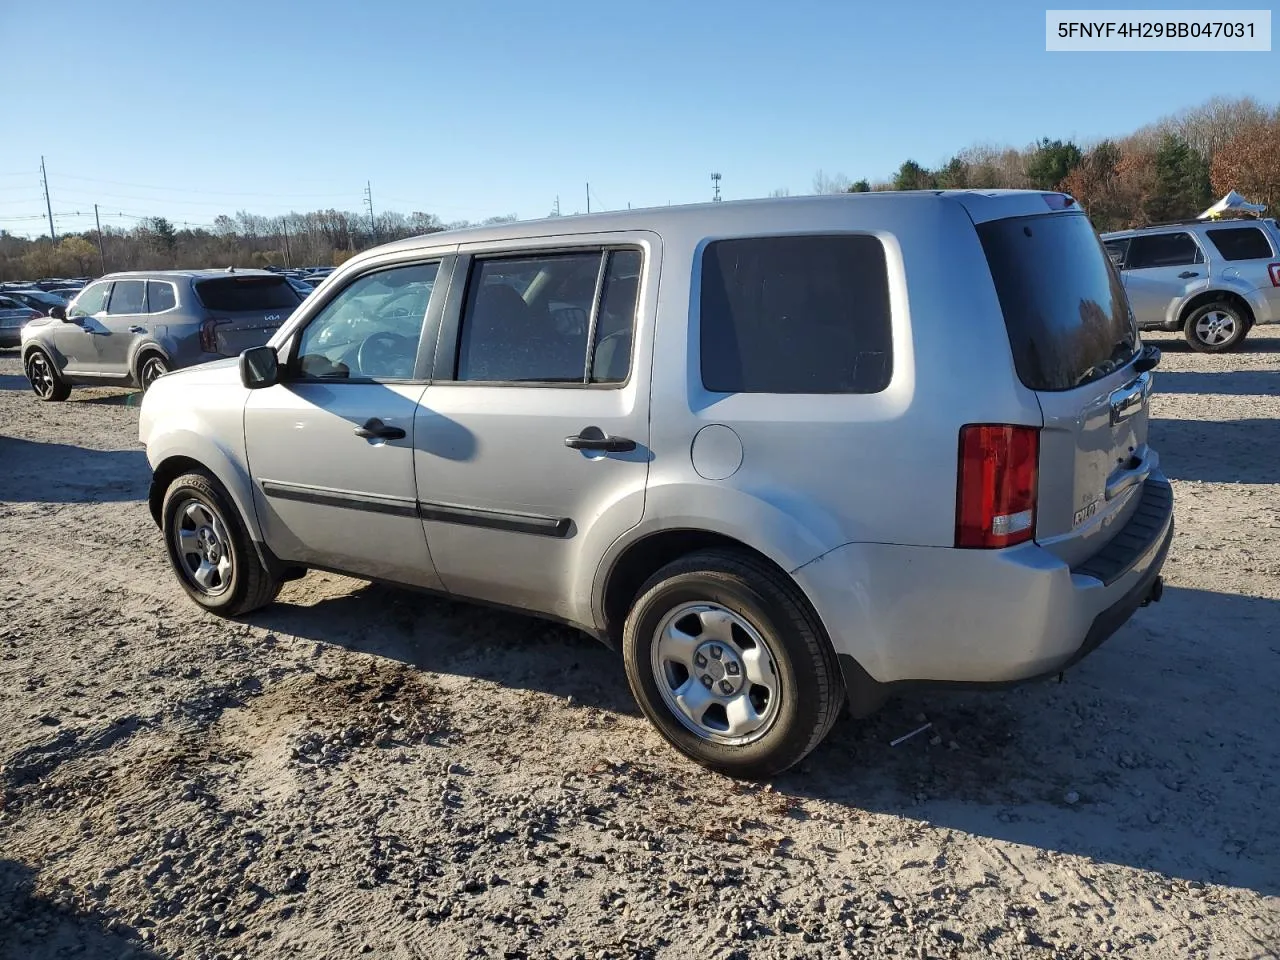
[3,95,1277,283]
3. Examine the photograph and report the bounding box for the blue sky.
[1,0,1276,237]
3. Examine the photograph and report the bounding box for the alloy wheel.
[171,498,234,596]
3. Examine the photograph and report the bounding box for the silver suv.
[1101,217,1280,352]
[140,192,1173,777]
[20,269,302,400]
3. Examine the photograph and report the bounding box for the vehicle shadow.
[246,580,638,717]
[1149,417,1280,484]
[781,584,1280,896]
[1143,331,1280,354]
[0,859,162,960]
[1155,370,1276,396]
[0,437,150,504]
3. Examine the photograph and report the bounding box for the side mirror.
[240,345,280,389]
[50,305,67,321]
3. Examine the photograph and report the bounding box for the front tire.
[25,349,70,402]
[1184,301,1248,352]
[161,471,280,616]
[622,549,844,778]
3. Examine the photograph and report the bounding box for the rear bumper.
[793,475,1174,715]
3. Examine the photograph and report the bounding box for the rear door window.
[699,234,892,394]
[977,212,1137,392]
[106,279,146,315]
[195,275,301,312]
[1126,232,1203,269]
[147,280,177,312]
[1205,226,1275,261]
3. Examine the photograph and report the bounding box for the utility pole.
[280,217,292,268]
[711,172,722,202]
[586,182,590,214]
[364,181,376,241]
[40,156,56,241]
[93,204,106,274]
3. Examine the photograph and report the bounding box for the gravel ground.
[1,333,1278,960]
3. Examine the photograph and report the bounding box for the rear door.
[1120,231,1206,327]
[1203,224,1280,319]
[977,212,1149,567]
[96,278,148,373]
[192,274,300,356]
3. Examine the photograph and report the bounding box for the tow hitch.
[1141,575,1165,607]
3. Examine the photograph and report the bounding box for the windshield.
[978,212,1137,392]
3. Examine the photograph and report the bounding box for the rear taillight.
[199,318,223,353]
[955,424,1039,549]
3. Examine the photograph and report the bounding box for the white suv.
[140,191,1173,777]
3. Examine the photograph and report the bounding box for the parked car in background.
[139,191,1172,777]
[1101,217,1280,352]
[0,295,41,347]
[286,276,315,299]
[20,268,302,400]
[1,288,69,315]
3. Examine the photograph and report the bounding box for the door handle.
[565,428,636,453]
[129,325,147,334]
[354,417,405,441]
[1177,271,1199,279]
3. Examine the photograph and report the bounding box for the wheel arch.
[132,342,173,386]
[1177,289,1257,329]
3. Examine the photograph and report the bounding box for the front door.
[56,279,112,375]
[414,240,653,620]
[244,258,446,588]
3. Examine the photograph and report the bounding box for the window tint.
[195,275,300,311]
[1206,226,1274,261]
[147,281,177,312]
[1126,232,1202,269]
[457,251,602,382]
[70,281,110,318]
[978,213,1137,392]
[1103,238,1128,268]
[591,250,641,383]
[107,279,145,315]
[294,262,438,380]
[700,235,892,394]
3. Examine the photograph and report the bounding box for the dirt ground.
[1,331,1277,960]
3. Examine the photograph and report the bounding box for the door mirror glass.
[50,305,68,321]
[240,345,280,389]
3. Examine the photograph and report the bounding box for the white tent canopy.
[1198,191,1267,220]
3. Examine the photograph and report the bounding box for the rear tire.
[621,549,844,779]
[138,352,170,391]
[1183,301,1248,353]
[161,470,280,616]
[24,348,70,402]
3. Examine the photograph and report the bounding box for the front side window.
[147,280,177,313]
[106,279,146,315]
[293,262,438,381]
[69,281,110,318]
[1126,232,1203,269]
[700,234,893,394]
[1206,226,1275,261]
[457,249,641,384]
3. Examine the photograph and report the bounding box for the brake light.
[955,425,1039,549]
[199,318,222,353]
[1268,263,1280,287]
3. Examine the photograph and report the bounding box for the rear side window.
[1206,226,1274,261]
[195,275,300,312]
[700,235,892,394]
[147,281,177,312]
[1126,232,1203,269]
[107,280,145,315]
[978,213,1136,392]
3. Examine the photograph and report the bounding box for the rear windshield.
[978,213,1136,392]
[195,275,300,312]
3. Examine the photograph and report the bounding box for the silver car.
[141,192,1173,777]
[1101,217,1280,352]
[19,268,302,401]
